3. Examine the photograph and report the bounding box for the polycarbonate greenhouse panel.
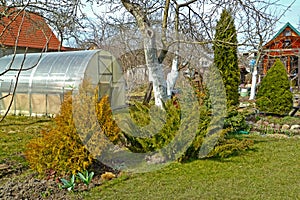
[0,50,98,94]
[0,50,126,115]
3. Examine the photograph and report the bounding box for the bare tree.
[0,0,295,119]
[78,0,294,107]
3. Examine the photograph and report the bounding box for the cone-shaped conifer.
[256,59,293,115]
[213,9,240,106]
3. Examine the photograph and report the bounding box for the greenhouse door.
[98,54,113,101]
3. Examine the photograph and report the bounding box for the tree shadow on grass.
[0,118,52,127]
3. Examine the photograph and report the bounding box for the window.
[284,30,291,36]
[284,39,291,48]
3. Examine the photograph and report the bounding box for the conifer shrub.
[96,95,122,145]
[180,67,253,160]
[180,105,211,160]
[25,94,94,176]
[122,100,181,153]
[122,77,253,161]
[224,107,250,133]
[213,9,240,107]
[256,59,293,115]
[25,82,120,176]
[179,106,253,160]
[129,101,151,127]
[207,135,254,158]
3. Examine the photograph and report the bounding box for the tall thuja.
[213,9,240,107]
[256,59,293,115]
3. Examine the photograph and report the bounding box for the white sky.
[83,0,300,31]
[76,0,300,49]
[278,0,300,30]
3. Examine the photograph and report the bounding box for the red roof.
[0,8,68,51]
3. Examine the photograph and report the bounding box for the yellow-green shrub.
[25,95,94,176]
[96,95,121,144]
[25,82,119,176]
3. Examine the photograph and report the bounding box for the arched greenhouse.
[0,50,125,116]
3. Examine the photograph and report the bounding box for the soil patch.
[0,160,118,199]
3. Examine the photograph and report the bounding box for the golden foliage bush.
[25,95,94,176]
[95,95,121,144]
[25,82,120,176]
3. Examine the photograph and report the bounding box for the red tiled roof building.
[0,8,71,56]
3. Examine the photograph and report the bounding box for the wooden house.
[262,22,300,85]
[0,7,73,57]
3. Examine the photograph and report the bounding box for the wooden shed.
[262,22,300,85]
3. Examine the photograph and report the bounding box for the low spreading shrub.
[25,77,253,176]
[180,74,253,160]
[123,86,253,161]
[207,136,254,158]
[122,100,181,153]
[224,107,251,133]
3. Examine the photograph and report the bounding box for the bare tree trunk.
[122,0,167,108]
[249,51,262,100]
[143,29,167,107]
[165,2,181,99]
[166,55,179,97]
[143,82,153,104]
[249,67,257,100]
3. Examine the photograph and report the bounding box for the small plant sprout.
[59,174,75,191]
[77,170,94,186]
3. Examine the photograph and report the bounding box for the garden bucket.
[240,88,248,97]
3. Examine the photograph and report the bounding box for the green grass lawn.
[0,116,53,168]
[1,116,300,199]
[84,136,300,200]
